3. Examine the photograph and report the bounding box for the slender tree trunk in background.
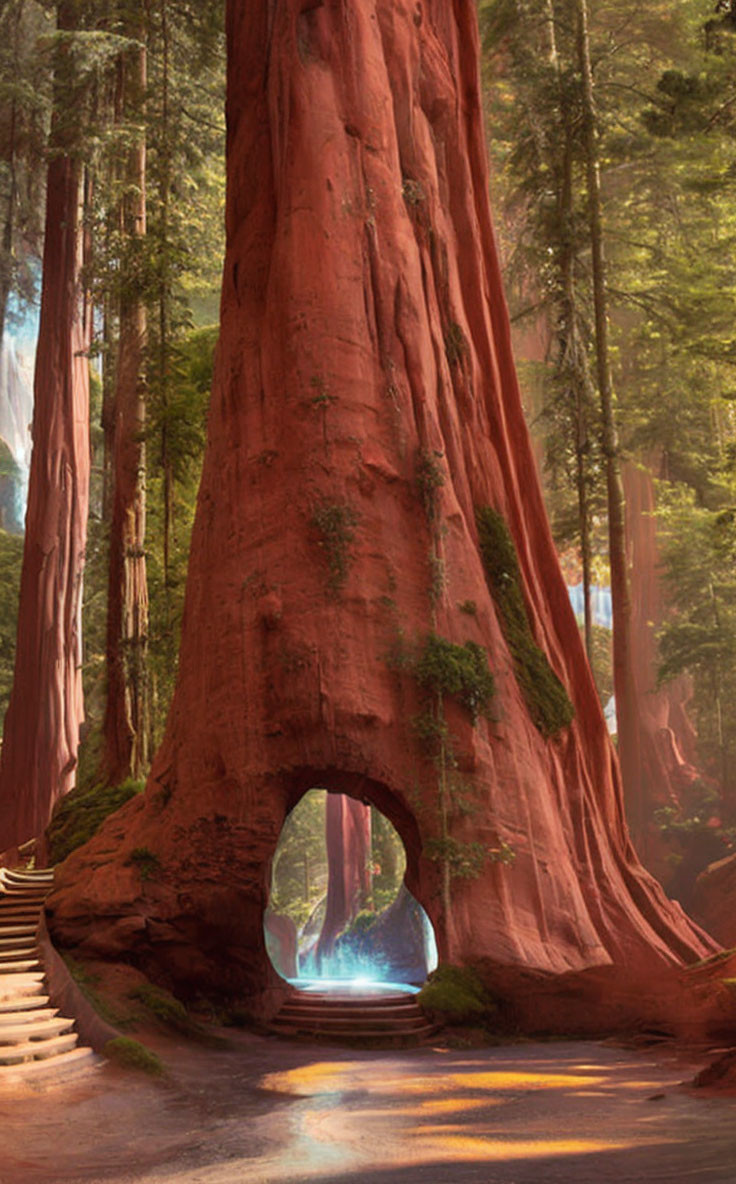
[577,0,642,834]
[0,0,23,346]
[0,2,90,852]
[558,120,593,661]
[101,38,149,786]
[316,795,372,965]
[158,0,174,595]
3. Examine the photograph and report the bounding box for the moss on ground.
[104,1036,164,1076]
[46,778,144,864]
[418,963,496,1024]
[62,955,135,1029]
[129,982,216,1041]
[476,505,574,737]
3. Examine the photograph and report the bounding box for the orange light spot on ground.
[263,1062,349,1093]
[411,1135,653,1161]
[448,1071,607,1091]
[420,1097,500,1114]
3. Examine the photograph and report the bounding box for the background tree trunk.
[0,4,90,850]
[316,794,372,964]
[576,0,642,833]
[101,38,149,787]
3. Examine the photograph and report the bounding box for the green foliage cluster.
[310,499,359,595]
[128,982,214,1040]
[0,443,23,533]
[476,506,573,737]
[423,836,487,880]
[103,1036,164,1076]
[415,449,445,524]
[417,963,496,1024]
[126,846,160,881]
[414,633,495,722]
[0,529,22,735]
[62,955,134,1029]
[130,982,189,1028]
[270,788,328,929]
[46,778,144,865]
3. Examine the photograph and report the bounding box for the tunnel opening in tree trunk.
[265,787,438,992]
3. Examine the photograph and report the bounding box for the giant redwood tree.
[49,0,736,1034]
[0,3,91,852]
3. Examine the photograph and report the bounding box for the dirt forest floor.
[1,1031,736,1184]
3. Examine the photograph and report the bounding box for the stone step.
[0,1030,78,1065]
[0,934,37,949]
[0,975,45,996]
[270,990,435,1048]
[0,925,37,938]
[0,890,47,899]
[3,870,54,882]
[0,1046,97,1084]
[291,992,416,1007]
[0,994,49,1013]
[0,1006,58,1024]
[0,959,41,973]
[269,1020,437,1046]
[0,949,36,962]
[275,1011,430,1031]
[280,1001,420,1020]
[0,1016,74,1045]
[0,912,42,923]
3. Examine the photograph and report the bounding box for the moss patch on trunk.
[476,506,574,737]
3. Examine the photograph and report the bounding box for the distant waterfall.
[0,327,35,533]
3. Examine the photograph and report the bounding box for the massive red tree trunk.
[0,25,90,850]
[101,41,149,786]
[49,0,736,1034]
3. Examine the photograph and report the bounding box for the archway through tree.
[265,789,438,989]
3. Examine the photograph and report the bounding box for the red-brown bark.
[624,460,702,831]
[0,43,90,849]
[101,41,149,786]
[316,794,371,962]
[49,0,736,1035]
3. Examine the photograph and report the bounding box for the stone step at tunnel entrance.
[264,789,438,997]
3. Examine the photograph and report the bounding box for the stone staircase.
[0,867,97,1083]
[269,985,437,1048]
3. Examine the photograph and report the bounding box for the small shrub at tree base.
[476,505,574,737]
[130,983,190,1029]
[46,778,144,864]
[418,963,496,1024]
[104,1036,164,1076]
[126,846,161,881]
